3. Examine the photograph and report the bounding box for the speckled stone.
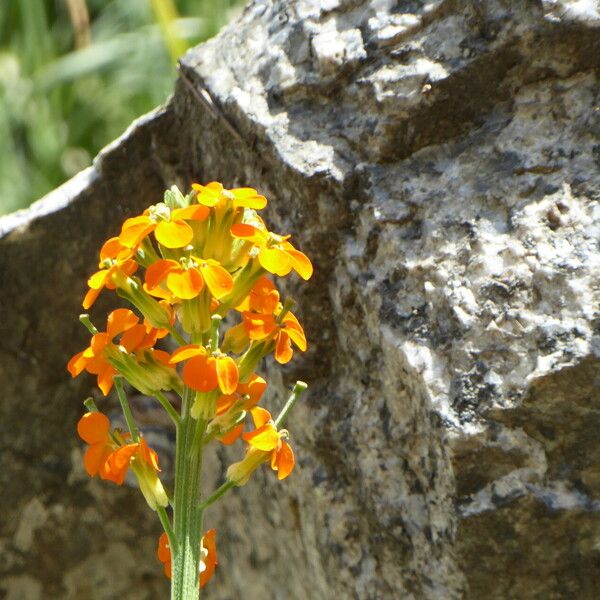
[1,1,599,598]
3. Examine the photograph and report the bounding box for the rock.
[1,1,599,598]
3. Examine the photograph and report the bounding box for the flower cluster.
[68,182,311,596]
[77,411,168,509]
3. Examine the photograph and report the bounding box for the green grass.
[0,0,242,215]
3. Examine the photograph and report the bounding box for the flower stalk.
[68,182,312,598]
[114,376,140,442]
[171,389,205,599]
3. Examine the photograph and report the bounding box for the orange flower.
[235,276,279,314]
[224,277,307,362]
[169,345,238,394]
[227,407,295,484]
[199,529,218,587]
[242,407,295,480]
[119,203,209,250]
[157,530,218,587]
[256,310,307,364]
[68,331,120,397]
[192,181,267,210]
[230,221,312,280]
[77,411,165,503]
[212,374,267,445]
[83,237,138,309]
[145,257,233,301]
[77,412,122,482]
[242,285,307,365]
[105,437,156,485]
[78,423,167,508]
[157,533,172,578]
[216,374,267,416]
[67,308,166,395]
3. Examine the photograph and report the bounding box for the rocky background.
[1,1,599,598]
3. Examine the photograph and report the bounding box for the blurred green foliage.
[0,0,242,215]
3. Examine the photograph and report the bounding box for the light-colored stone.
[14,498,48,552]
[2,576,42,600]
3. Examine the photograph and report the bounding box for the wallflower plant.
[68,182,311,599]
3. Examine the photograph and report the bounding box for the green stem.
[114,377,140,442]
[171,387,206,600]
[168,326,188,346]
[83,397,99,412]
[190,411,208,450]
[275,381,308,428]
[237,341,265,382]
[276,297,295,324]
[137,238,161,267]
[79,314,98,335]
[154,391,181,426]
[198,480,235,511]
[209,315,221,351]
[157,505,175,549]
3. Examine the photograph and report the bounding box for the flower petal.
[258,247,292,276]
[81,353,105,372]
[242,313,277,341]
[155,219,193,248]
[231,188,267,209]
[166,268,204,300]
[97,364,116,396]
[200,529,218,588]
[90,332,111,355]
[218,424,244,445]
[169,345,206,364]
[82,286,101,309]
[150,349,173,365]
[183,355,218,392]
[84,443,113,478]
[121,259,139,278]
[77,412,110,445]
[199,260,234,299]
[67,351,87,377]
[215,356,238,395]
[145,259,179,290]
[120,324,148,352]
[105,443,138,484]
[243,423,280,451]
[283,312,307,351]
[275,440,295,480]
[216,393,237,415]
[100,237,130,261]
[274,330,293,364]
[157,532,171,564]
[107,308,139,338]
[249,406,272,429]
[193,182,222,207]
[239,375,267,409]
[139,438,161,472]
[241,276,279,313]
[230,223,268,245]
[119,215,155,248]
[286,247,313,280]
[172,205,210,221]
[87,269,109,290]
[144,283,174,301]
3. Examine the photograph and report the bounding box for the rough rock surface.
[1,1,599,598]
